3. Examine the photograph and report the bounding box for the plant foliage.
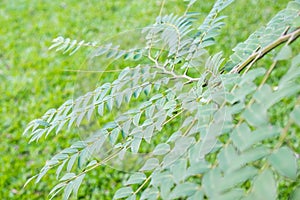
[24,0,300,199]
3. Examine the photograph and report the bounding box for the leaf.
[110,128,120,145]
[140,158,159,171]
[141,187,159,200]
[230,123,280,152]
[113,187,133,199]
[67,154,78,172]
[163,136,195,168]
[169,183,198,199]
[23,175,38,188]
[143,124,154,143]
[290,106,300,126]
[241,102,268,127]
[133,112,142,126]
[60,173,76,182]
[63,181,74,200]
[219,166,257,192]
[275,45,292,60]
[170,158,187,184]
[126,172,146,185]
[213,189,244,200]
[186,161,210,177]
[268,146,297,180]
[153,143,170,155]
[72,174,85,197]
[244,169,277,200]
[97,103,104,116]
[56,160,67,179]
[131,137,142,153]
[202,168,222,198]
[126,194,136,200]
[49,182,66,197]
[289,187,300,200]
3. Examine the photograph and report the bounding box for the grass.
[0,0,294,199]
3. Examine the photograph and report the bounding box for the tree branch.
[230,27,300,73]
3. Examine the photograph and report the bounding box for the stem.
[230,28,300,73]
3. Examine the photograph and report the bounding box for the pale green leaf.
[289,187,300,200]
[131,137,142,153]
[140,158,159,171]
[153,143,170,155]
[113,187,133,199]
[141,187,159,200]
[187,190,203,200]
[163,136,195,168]
[63,181,73,200]
[290,106,300,126]
[110,128,120,145]
[275,45,292,60]
[125,172,146,185]
[169,183,198,199]
[170,158,187,184]
[72,174,85,197]
[60,173,76,182]
[244,169,277,200]
[67,154,77,172]
[268,146,297,180]
[56,160,67,179]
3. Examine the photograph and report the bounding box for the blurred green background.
[0,0,291,199]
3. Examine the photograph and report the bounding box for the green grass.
[0,0,293,199]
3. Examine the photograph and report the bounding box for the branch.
[230,27,300,73]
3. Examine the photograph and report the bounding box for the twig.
[230,28,300,73]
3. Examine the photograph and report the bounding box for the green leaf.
[275,45,292,60]
[133,112,142,126]
[289,187,300,200]
[153,143,170,155]
[290,106,300,126]
[163,136,195,168]
[126,172,146,185]
[186,161,210,177]
[49,182,66,198]
[241,102,268,127]
[231,123,280,152]
[140,158,159,171]
[110,128,120,145]
[141,187,159,200]
[63,181,73,200]
[60,173,76,182]
[98,103,104,116]
[126,194,136,200]
[72,174,85,197]
[23,175,38,188]
[56,160,67,179]
[292,16,300,27]
[113,187,133,199]
[187,190,203,200]
[131,137,142,153]
[213,189,244,200]
[268,146,297,180]
[244,169,277,200]
[86,160,97,168]
[169,183,198,199]
[219,166,257,192]
[202,168,222,198]
[170,159,187,184]
[67,154,77,172]
[217,144,239,173]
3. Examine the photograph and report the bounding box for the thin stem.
[159,0,165,17]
